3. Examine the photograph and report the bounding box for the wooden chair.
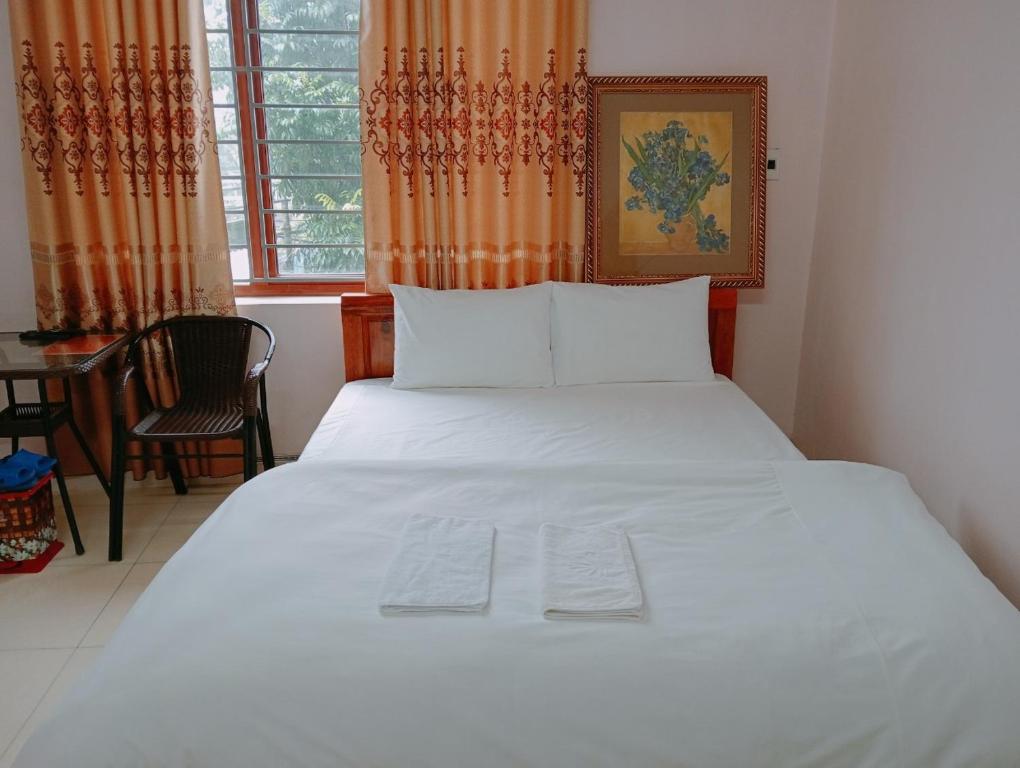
[109,316,275,560]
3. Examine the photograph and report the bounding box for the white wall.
[236,298,344,457]
[590,0,837,432]
[796,0,1020,604]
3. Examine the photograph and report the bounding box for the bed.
[304,288,798,463]
[301,376,803,464]
[14,290,1020,768]
[16,460,1020,767]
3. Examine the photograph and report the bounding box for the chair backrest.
[129,316,273,410]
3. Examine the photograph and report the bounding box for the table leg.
[38,381,85,555]
[60,378,111,495]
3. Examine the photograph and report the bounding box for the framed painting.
[585,76,766,287]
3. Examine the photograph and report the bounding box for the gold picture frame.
[585,76,766,288]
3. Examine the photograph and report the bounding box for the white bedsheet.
[16,460,1020,767]
[300,376,803,463]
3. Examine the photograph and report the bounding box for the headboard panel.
[341,288,738,382]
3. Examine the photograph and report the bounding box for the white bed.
[300,375,804,463]
[16,459,1020,767]
[14,275,1020,768]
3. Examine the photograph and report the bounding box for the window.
[205,0,363,287]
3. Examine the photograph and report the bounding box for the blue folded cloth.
[0,464,36,492]
[0,450,56,492]
[4,449,57,475]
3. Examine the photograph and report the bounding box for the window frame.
[216,0,366,295]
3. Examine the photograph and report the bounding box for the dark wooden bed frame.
[340,288,738,382]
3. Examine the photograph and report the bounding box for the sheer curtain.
[359,0,589,291]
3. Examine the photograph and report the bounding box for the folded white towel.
[540,523,644,621]
[379,515,495,614]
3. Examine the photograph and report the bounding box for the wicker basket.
[0,473,58,565]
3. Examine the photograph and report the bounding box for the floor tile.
[63,473,241,505]
[55,498,176,530]
[137,522,203,564]
[126,475,242,500]
[164,496,225,525]
[58,476,110,507]
[0,564,130,650]
[0,647,103,767]
[80,563,163,647]
[0,648,72,760]
[51,502,169,567]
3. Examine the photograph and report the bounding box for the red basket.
[0,472,63,573]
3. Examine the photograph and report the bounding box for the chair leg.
[38,381,84,555]
[242,416,257,481]
[45,432,84,556]
[108,419,126,561]
[258,377,275,469]
[159,441,188,495]
[256,410,275,470]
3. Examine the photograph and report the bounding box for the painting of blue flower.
[590,76,766,288]
[619,113,733,255]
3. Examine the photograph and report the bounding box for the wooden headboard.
[341,288,738,382]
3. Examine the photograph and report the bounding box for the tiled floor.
[0,473,241,767]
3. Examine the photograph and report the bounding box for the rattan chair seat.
[128,404,245,441]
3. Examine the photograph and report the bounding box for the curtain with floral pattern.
[9,0,238,479]
[359,0,589,291]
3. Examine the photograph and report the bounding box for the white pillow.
[550,277,714,385]
[390,283,554,389]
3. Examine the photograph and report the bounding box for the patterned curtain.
[9,0,238,479]
[359,0,588,292]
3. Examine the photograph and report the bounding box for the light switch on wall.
[766,148,780,180]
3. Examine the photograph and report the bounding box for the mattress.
[16,459,1020,767]
[300,376,804,463]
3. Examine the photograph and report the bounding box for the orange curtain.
[9,0,239,479]
[359,0,589,292]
